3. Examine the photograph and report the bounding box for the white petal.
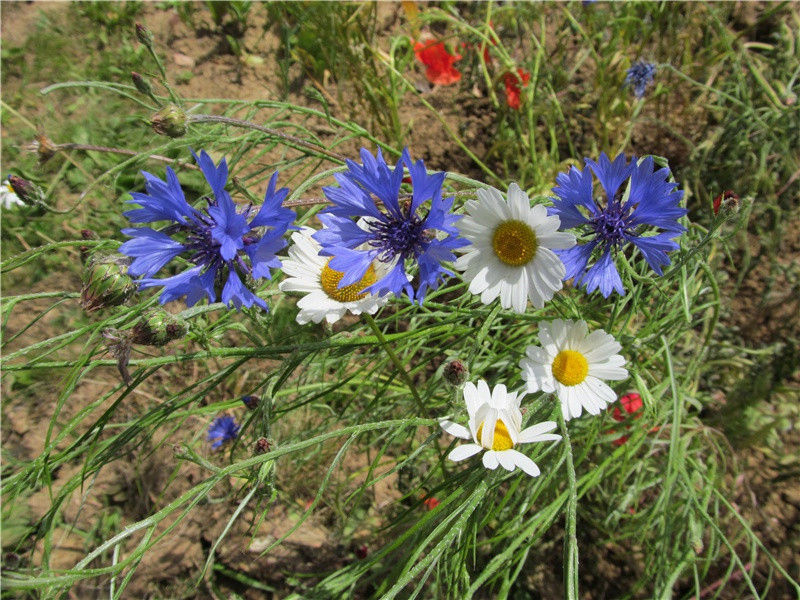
[439,419,472,440]
[496,450,517,471]
[518,421,559,443]
[482,451,500,470]
[448,444,483,462]
[506,450,541,477]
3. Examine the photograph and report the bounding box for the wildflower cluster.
[120,146,684,481]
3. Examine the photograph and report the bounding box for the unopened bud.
[241,395,260,410]
[135,23,154,47]
[442,358,469,387]
[131,71,153,97]
[7,175,44,206]
[784,91,797,106]
[254,437,271,453]
[130,309,188,346]
[151,104,187,138]
[355,544,368,559]
[713,190,740,216]
[81,253,137,312]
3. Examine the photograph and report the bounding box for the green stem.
[558,410,580,600]
[363,313,427,416]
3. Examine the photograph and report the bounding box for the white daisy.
[519,319,628,421]
[279,227,390,325]
[1,181,25,210]
[439,379,561,477]
[455,183,576,313]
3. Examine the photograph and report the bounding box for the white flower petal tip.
[520,319,628,422]
[454,184,575,313]
[279,228,390,325]
[439,379,559,477]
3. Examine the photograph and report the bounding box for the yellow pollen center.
[476,419,514,451]
[491,220,538,266]
[319,259,376,303]
[551,350,589,386]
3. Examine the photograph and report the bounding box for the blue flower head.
[624,61,656,98]
[313,148,467,303]
[120,150,295,310]
[549,153,686,297]
[207,415,240,449]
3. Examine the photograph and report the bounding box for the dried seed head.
[254,437,271,454]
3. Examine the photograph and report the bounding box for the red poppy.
[612,392,643,422]
[713,190,739,215]
[414,39,462,86]
[423,496,440,510]
[503,68,531,110]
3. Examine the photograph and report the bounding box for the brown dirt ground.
[2,2,799,599]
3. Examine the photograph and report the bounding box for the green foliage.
[1,2,799,599]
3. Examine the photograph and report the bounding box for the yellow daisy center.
[319,259,376,303]
[476,419,514,451]
[551,350,589,386]
[491,220,538,266]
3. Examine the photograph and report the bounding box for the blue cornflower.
[548,153,686,297]
[313,148,467,303]
[624,61,656,98]
[120,150,295,310]
[207,415,240,449]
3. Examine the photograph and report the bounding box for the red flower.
[503,68,531,110]
[612,392,643,422]
[423,496,440,510]
[713,190,739,215]
[414,40,462,86]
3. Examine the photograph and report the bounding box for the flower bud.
[151,104,187,138]
[131,71,153,97]
[442,358,469,387]
[7,175,44,206]
[135,23,154,47]
[130,309,188,346]
[713,190,740,216]
[241,395,260,410]
[81,253,137,312]
[254,437,271,454]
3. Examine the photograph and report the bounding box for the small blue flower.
[120,150,295,310]
[549,153,686,297]
[624,61,656,98]
[313,148,467,303]
[207,415,240,449]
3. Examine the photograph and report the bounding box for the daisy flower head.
[1,178,25,210]
[439,380,561,477]
[313,147,467,304]
[520,319,628,421]
[455,183,575,313]
[549,153,686,297]
[120,150,296,310]
[207,415,240,449]
[279,227,392,325]
[624,61,656,98]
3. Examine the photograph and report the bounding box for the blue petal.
[549,165,596,228]
[577,247,625,297]
[365,260,410,299]
[248,171,296,231]
[322,173,384,220]
[124,167,195,224]
[120,228,186,277]
[313,214,374,250]
[555,240,599,282]
[208,191,249,261]
[139,265,217,307]
[327,248,376,288]
[221,270,268,311]
[192,149,229,198]
[628,232,680,275]
[245,233,286,280]
[585,153,632,204]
